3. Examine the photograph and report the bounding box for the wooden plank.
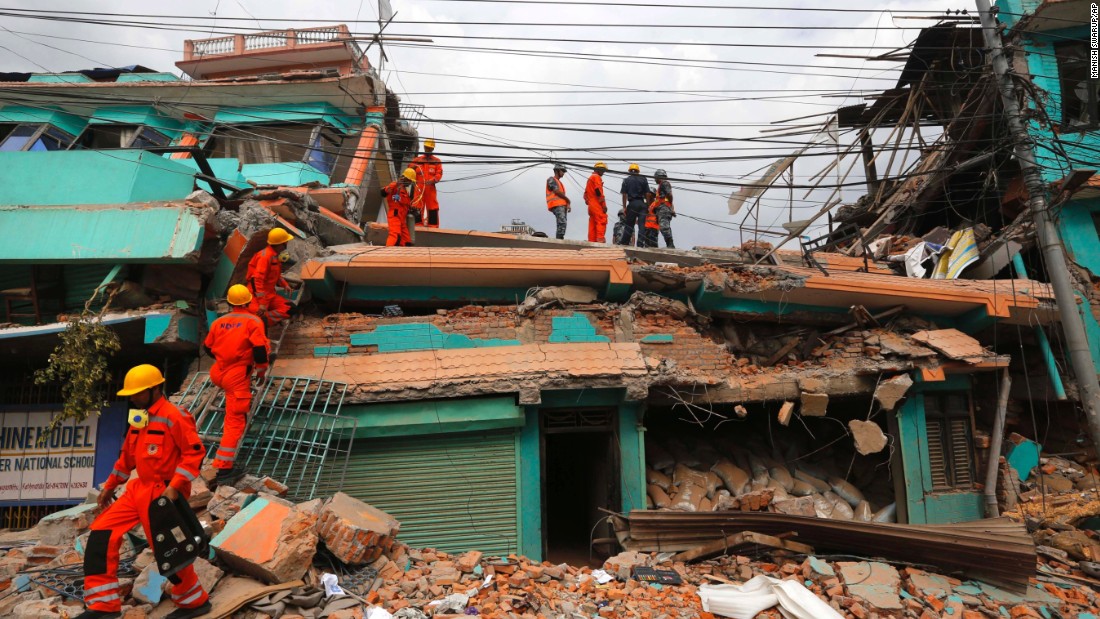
[619,511,1034,591]
[150,578,305,619]
[671,531,814,563]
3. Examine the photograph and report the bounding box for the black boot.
[166,601,213,619]
[213,467,245,488]
[73,610,121,619]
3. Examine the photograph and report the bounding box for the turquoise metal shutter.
[341,431,519,556]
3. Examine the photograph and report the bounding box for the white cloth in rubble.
[887,241,945,279]
[698,575,844,619]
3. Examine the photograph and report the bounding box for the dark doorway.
[541,409,619,566]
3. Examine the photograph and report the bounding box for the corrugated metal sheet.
[339,432,519,556]
[618,511,1036,592]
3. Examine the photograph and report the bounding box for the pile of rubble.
[3,462,1100,619]
[644,436,895,522]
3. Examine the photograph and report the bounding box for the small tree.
[34,286,121,439]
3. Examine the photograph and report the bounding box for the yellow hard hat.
[227,284,252,306]
[424,139,436,149]
[267,227,292,245]
[594,162,607,170]
[628,163,640,172]
[117,364,166,396]
[402,168,418,182]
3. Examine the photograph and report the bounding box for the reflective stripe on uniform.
[172,582,201,600]
[177,589,205,606]
[214,453,235,462]
[88,593,120,604]
[84,583,118,596]
[149,416,174,427]
[173,582,205,605]
[174,467,196,481]
[110,468,129,480]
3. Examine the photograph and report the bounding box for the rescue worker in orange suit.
[651,169,676,248]
[546,163,570,239]
[78,365,209,619]
[642,191,659,248]
[247,227,294,326]
[411,139,443,228]
[585,162,608,242]
[382,168,417,246]
[204,284,269,488]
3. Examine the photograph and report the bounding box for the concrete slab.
[837,561,903,610]
[211,496,318,583]
[906,569,953,599]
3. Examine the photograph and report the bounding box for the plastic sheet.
[698,575,844,619]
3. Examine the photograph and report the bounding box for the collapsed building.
[0,25,418,527]
[0,2,1098,616]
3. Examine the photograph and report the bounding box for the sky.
[0,0,959,247]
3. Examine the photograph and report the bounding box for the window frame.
[0,123,76,152]
[1054,40,1099,133]
[923,391,977,492]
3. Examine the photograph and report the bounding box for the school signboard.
[0,411,99,502]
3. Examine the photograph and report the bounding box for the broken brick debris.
[5,467,1100,619]
[317,492,401,565]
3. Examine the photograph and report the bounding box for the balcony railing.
[184,25,352,60]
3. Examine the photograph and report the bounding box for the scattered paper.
[321,573,345,598]
[592,569,615,584]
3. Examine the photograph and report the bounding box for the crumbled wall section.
[268,300,967,405]
[633,312,734,376]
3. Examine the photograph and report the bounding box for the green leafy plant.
[34,286,121,439]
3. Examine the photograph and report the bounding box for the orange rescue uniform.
[204,311,269,471]
[84,397,208,613]
[585,172,607,243]
[411,153,443,227]
[382,180,414,246]
[247,246,291,323]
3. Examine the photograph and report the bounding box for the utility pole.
[975,0,1100,449]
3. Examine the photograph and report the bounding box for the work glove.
[255,365,269,382]
[98,485,117,510]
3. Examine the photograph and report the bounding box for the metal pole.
[975,0,1100,449]
[984,368,1012,518]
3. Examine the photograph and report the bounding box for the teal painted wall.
[549,313,610,343]
[0,205,204,263]
[340,396,524,439]
[518,406,542,560]
[0,150,196,205]
[143,313,200,345]
[1059,198,1100,274]
[342,285,534,305]
[213,102,360,133]
[897,374,984,524]
[241,162,330,187]
[89,106,184,137]
[693,289,850,320]
[0,106,86,138]
[172,157,248,192]
[27,74,93,84]
[314,345,349,357]
[116,73,181,82]
[618,402,647,513]
[349,323,521,352]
